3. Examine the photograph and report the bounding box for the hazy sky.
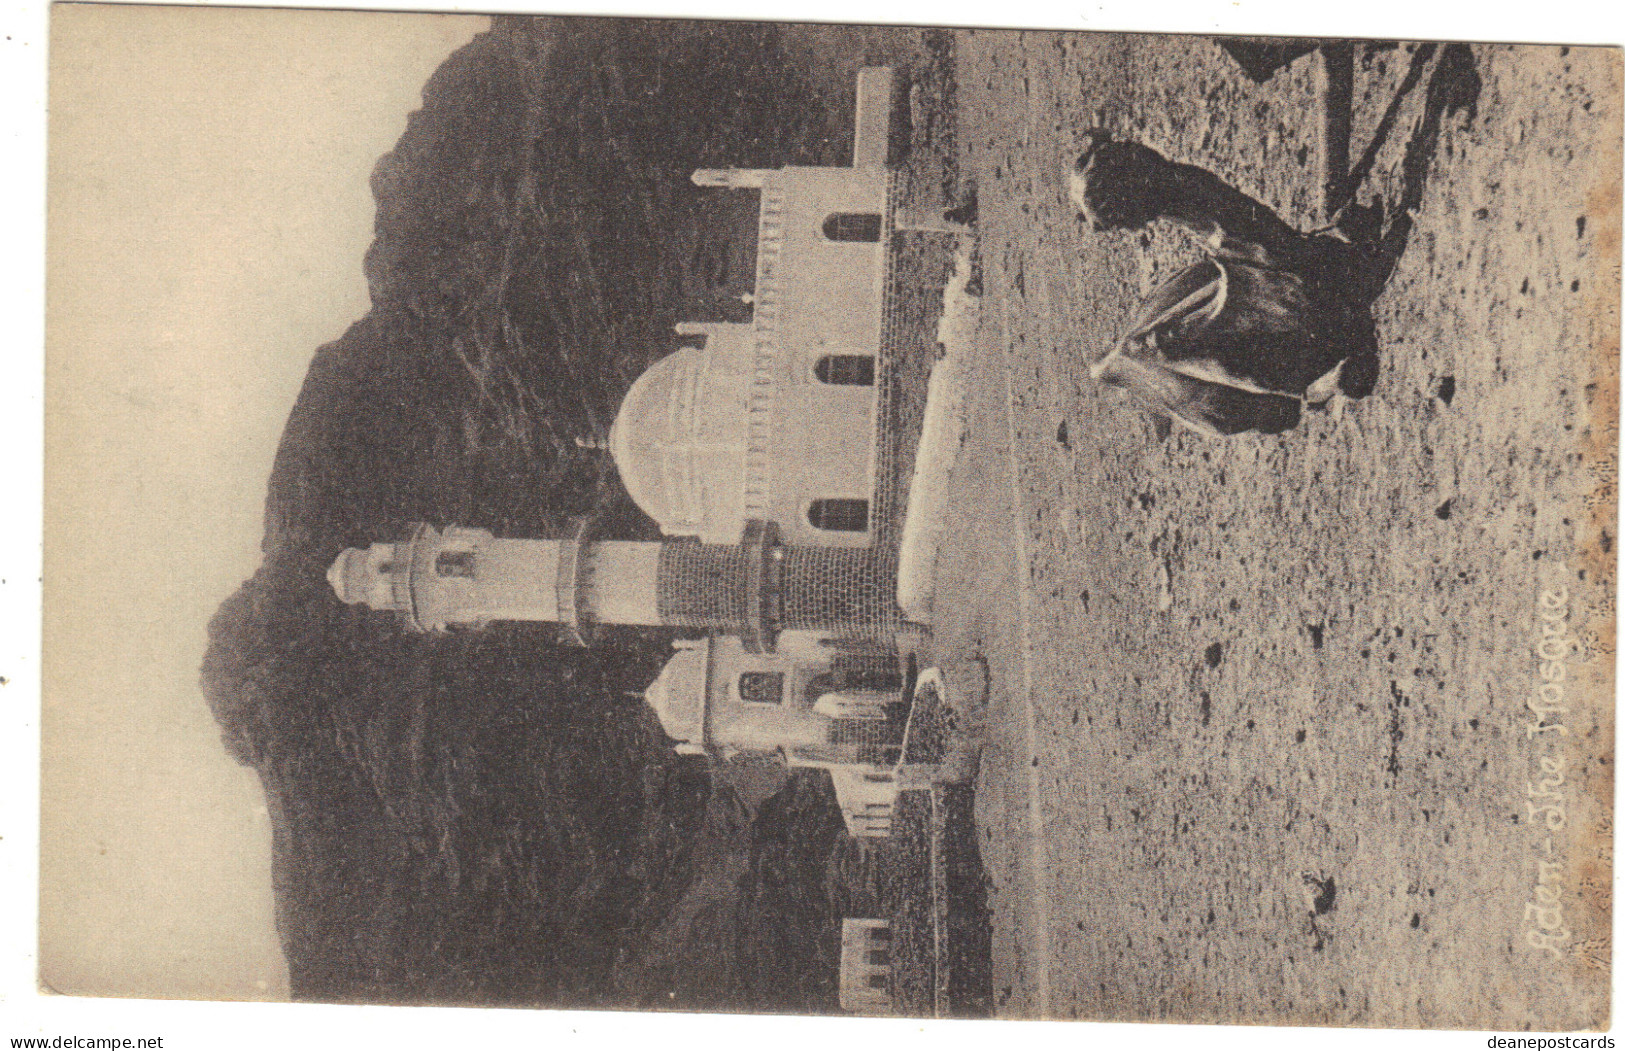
[43,4,485,999]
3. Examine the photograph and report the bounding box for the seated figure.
[1070,132,1379,437]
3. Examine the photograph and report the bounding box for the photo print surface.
[44,4,1620,1029]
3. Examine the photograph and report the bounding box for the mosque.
[328,67,957,838]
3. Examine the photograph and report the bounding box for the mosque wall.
[755,167,890,547]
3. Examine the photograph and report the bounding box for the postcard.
[41,3,1619,1032]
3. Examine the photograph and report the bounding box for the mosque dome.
[609,346,750,542]
[643,639,712,747]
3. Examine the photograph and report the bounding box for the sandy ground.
[926,34,1620,1028]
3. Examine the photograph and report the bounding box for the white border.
[7,2,1621,1050]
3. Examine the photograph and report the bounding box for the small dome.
[328,548,373,605]
[327,542,408,612]
[643,640,711,747]
[609,347,749,541]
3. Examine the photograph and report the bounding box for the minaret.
[326,521,662,645]
[328,519,902,651]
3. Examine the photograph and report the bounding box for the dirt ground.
[925,34,1620,1028]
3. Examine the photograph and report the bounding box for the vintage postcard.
[40,2,1620,1035]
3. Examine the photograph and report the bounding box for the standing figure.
[1070,132,1379,437]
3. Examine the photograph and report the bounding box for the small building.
[641,634,905,835]
[838,918,894,1015]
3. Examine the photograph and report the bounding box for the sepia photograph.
[26,0,1622,1042]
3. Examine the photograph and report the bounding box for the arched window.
[814,354,875,387]
[821,213,882,243]
[807,498,869,533]
[435,551,476,578]
[738,672,785,705]
[803,672,839,705]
